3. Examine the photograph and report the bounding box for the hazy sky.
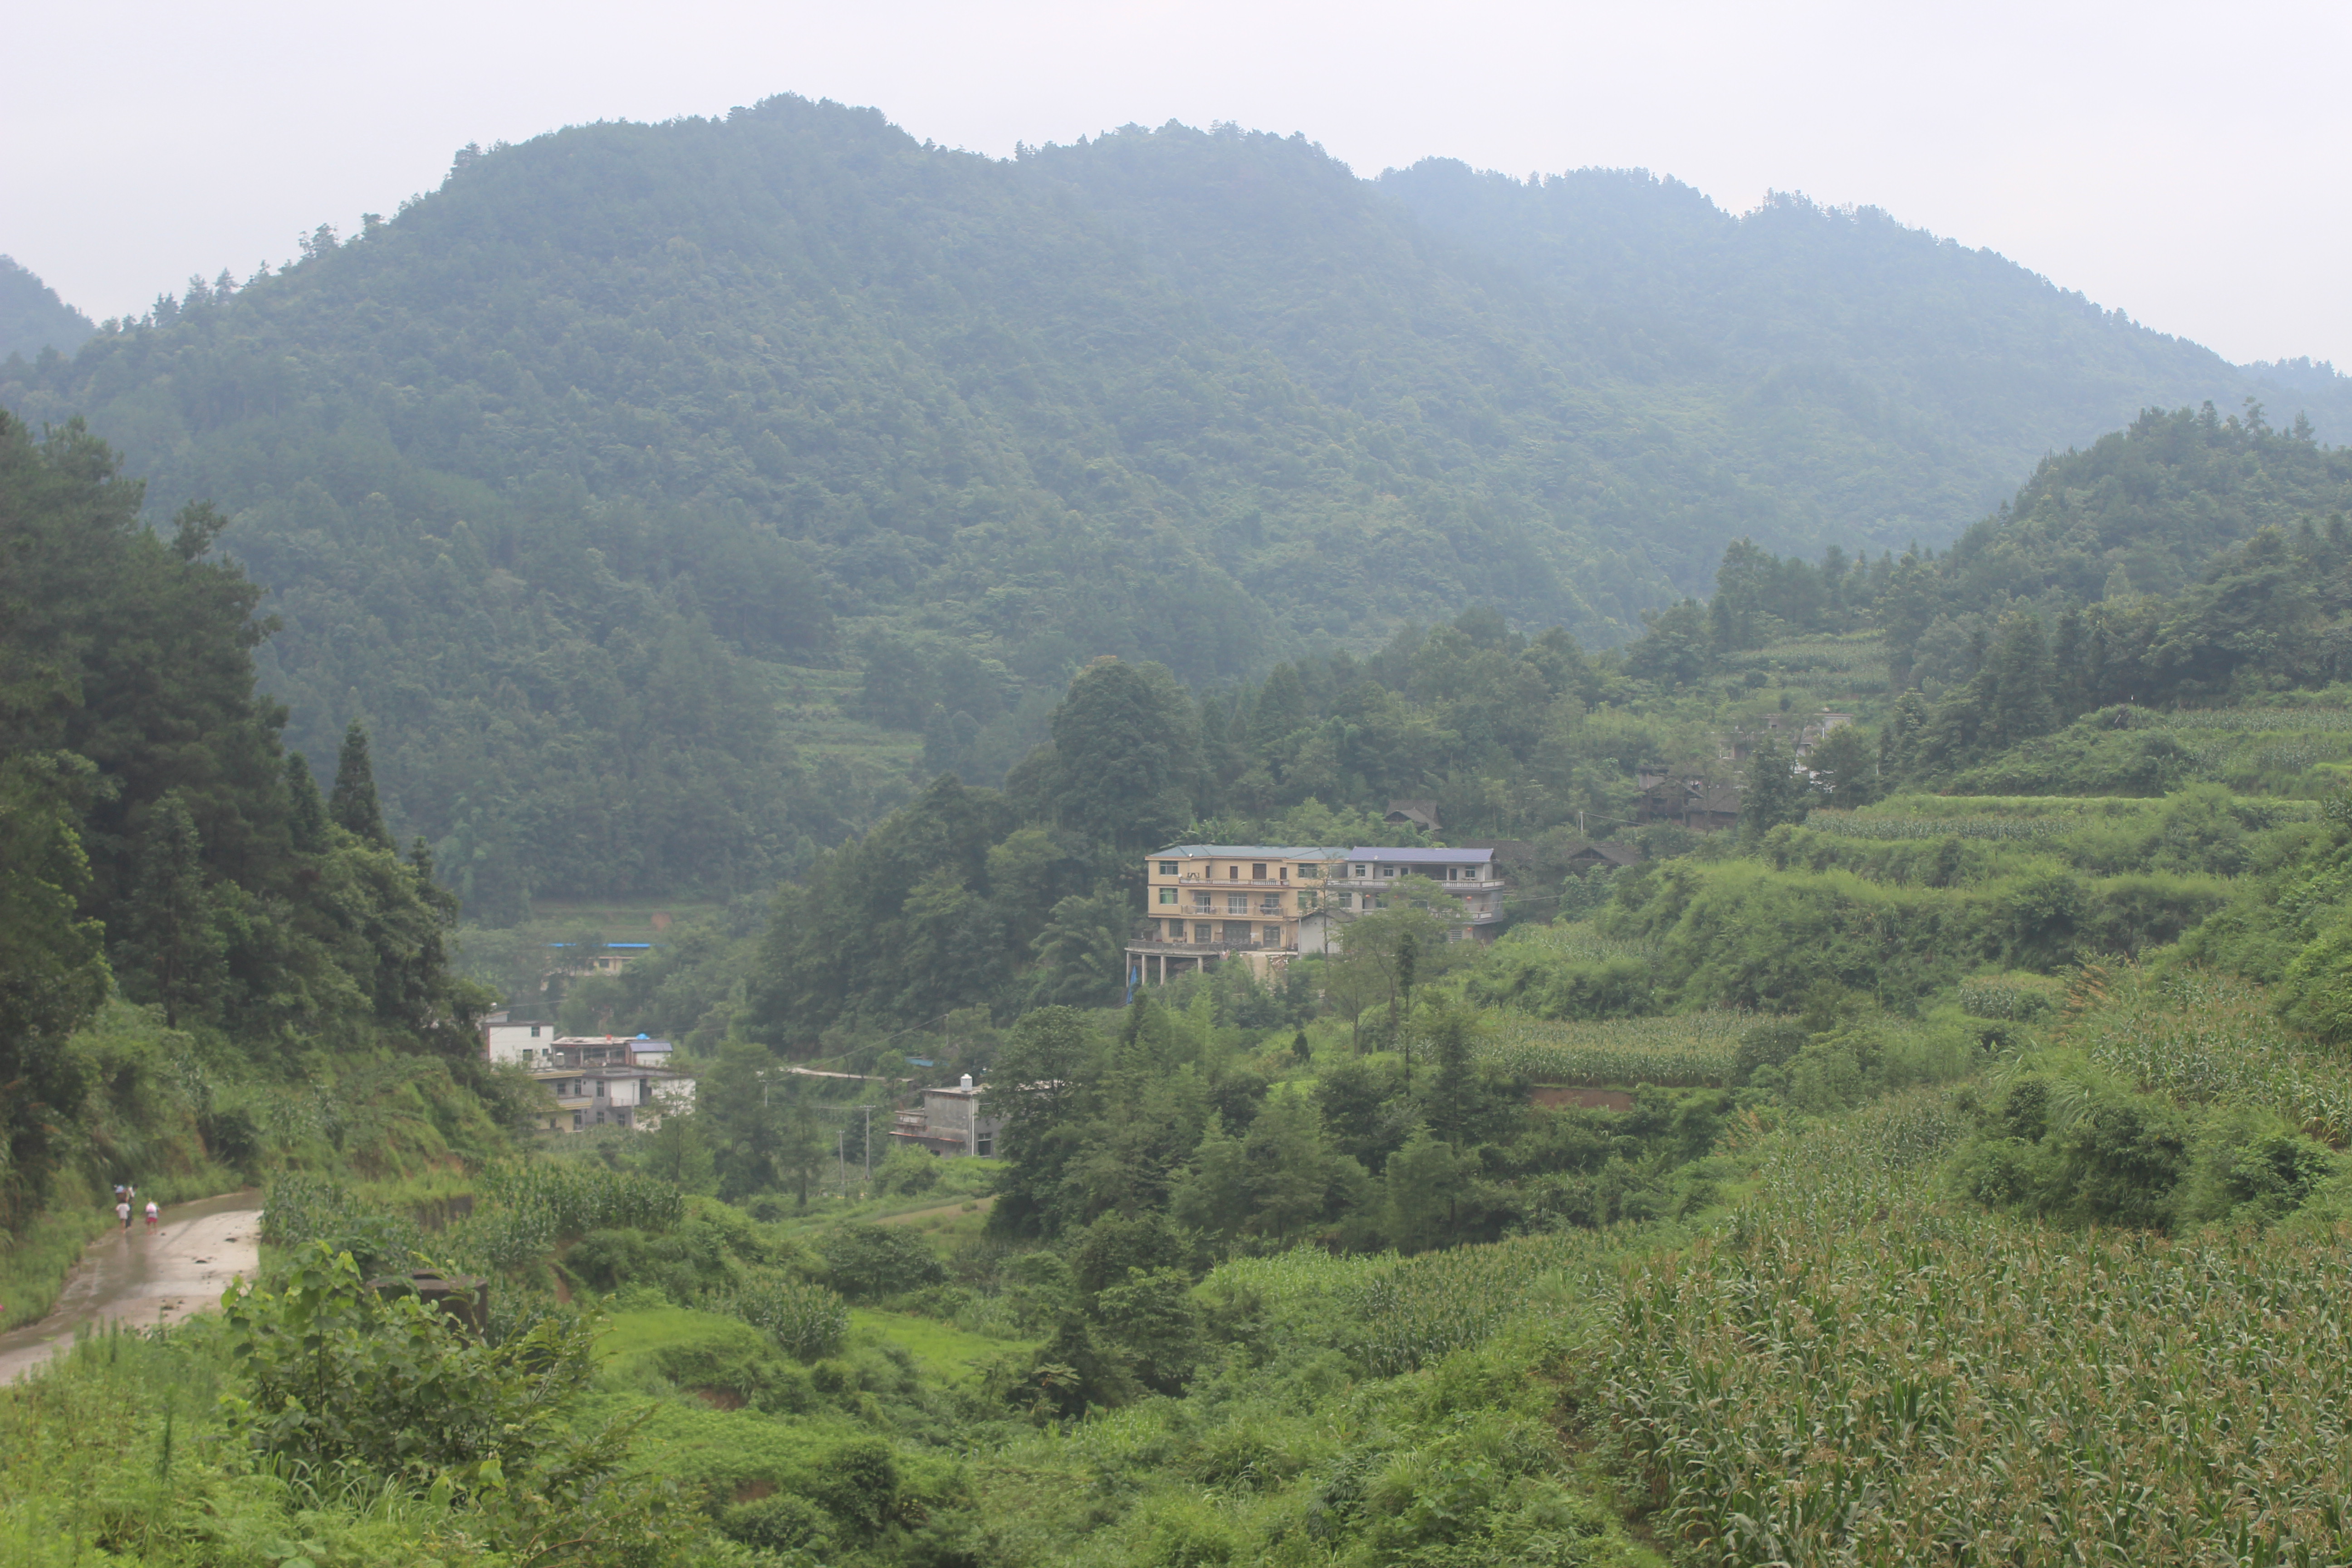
[9,0,2348,368]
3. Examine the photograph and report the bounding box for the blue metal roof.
[1344,847,1494,862]
[1149,845,1349,858]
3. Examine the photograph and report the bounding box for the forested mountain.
[6,94,2347,903]
[0,256,93,364]
[0,412,486,1223]
[1875,403,2352,688]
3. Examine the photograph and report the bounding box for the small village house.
[890,1073,1005,1157]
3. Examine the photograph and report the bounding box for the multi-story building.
[1126,843,1508,985]
[889,1073,1005,1158]
[525,1064,696,1134]
[484,1026,673,1070]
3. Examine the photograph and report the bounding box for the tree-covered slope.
[1379,164,2352,539]
[1876,404,2352,684]
[0,256,94,364]
[9,94,2348,904]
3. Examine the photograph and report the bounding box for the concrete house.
[890,1073,1005,1157]
[1127,842,1509,985]
[526,1063,695,1133]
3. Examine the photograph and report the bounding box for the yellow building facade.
[1128,845,1345,982]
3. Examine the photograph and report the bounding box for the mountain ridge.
[6,93,2349,903]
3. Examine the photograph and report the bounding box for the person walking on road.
[116,1198,132,1233]
[144,1200,159,1231]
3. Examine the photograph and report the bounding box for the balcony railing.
[1128,925,1291,953]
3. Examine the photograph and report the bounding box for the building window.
[1158,887,1177,904]
[529,1024,542,1037]
[1228,865,1240,880]
[1299,891,1319,909]
[1353,863,1368,877]
[572,1112,583,1130]
[1252,862,1266,880]
[1193,892,1212,910]
[1263,925,1281,944]
[1382,865,1398,877]
[1227,893,1247,914]
[1445,867,1458,881]
[1159,861,1177,875]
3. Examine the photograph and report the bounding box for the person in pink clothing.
[116,1199,132,1232]
[144,1200,159,1230]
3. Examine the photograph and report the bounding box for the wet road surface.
[0,1191,260,1383]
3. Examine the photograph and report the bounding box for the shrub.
[875,1143,942,1197]
[219,1242,595,1485]
[822,1222,948,1300]
[715,1269,851,1361]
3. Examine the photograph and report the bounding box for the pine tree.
[328,720,390,845]
[113,791,225,1029]
[1247,664,1309,759]
[1985,613,2059,751]
[1739,735,1810,839]
[284,753,328,854]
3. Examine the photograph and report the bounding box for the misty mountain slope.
[6,93,2348,905]
[1377,160,2352,544]
[0,256,94,363]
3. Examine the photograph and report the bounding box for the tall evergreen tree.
[328,720,390,846]
[1739,735,1811,839]
[113,790,224,1029]
[284,753,328,854]
[1984,613,2059,752]
[1047,661,1201,853]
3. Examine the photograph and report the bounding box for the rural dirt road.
[0,1191,261,1383]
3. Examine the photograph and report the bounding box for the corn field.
[1495,922,1656,964]
[475,1160,685,1235]
[1608,1135,2352,1565]
[1342,1230,1611,1375]
[2063,970,2352,1145]
[1804,811,2062,841]
[2136,706,2352,732]
[1481,1013,1745,1087]
[1205,1235,1614,1378]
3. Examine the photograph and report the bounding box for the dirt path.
[0,1191,261,1383]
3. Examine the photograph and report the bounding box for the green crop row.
[2136,706,2352,732]
[476,1159,685,1236]
[1342,1230,1611,1376]
[1480,1013,1745,1087]
[2064,969,2352,1144]
[1490,921,1657,965]
[1804,811,2060,840]
[1608,1096,2352,1565]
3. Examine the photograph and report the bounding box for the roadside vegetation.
[17,407,2352,1561]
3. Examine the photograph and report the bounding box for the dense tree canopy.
[0,412,485,1217]
[8,98,2343,902]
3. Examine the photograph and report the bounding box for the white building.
[526,1064,696,1133]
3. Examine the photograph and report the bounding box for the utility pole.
[861,1105,872,1190]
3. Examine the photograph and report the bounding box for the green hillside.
[7,96,2351,906]
[0,255,94,364]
